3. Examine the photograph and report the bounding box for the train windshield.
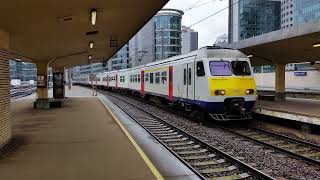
[209,61,232,76]
[210,61,251,76]
[231,61,251,76]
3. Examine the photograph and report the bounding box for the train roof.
[96,47,248,75]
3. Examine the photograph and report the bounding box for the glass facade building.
[154,9,183,60]
[9,60,37,81]
[110,43,131,70]
[238,0,281,40]
[296,0,320,23]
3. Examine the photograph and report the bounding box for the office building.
[281,0,320,29]
[9,60,37,81]
[228,0,281,43]
[154,9,184,60]
[109,43,131,70]
[181,26,198,54]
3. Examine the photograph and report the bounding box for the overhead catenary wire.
[183,0,240,30]
[185,0,215,12]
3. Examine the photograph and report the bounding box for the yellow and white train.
[74,46,257,121]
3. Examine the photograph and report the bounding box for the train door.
[187,62,194,100]
[182,62,194,99]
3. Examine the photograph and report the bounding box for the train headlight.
[214,90,226,96]
[245,89,254,95]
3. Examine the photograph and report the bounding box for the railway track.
[10,86,36,99]
[102,92,274,180]
[219,126,320,166]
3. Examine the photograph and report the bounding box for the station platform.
[254,98,320,126]
[1,86,198,180]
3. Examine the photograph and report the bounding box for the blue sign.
[294,71,307,76]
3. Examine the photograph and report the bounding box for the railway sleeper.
[199,165,237,174]
[192,159,226,166]
[212,173,251,180]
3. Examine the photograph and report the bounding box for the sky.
[164,0,229,48]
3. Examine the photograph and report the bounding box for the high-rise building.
[280,0,295,28]
[296,0,320,23]
[228,0,281,43]
[129,8,184,65]
[129,19,155,67]
[281,0,320,29]
[154,9,184,60]
[9,60,37,81]
[181,26,198,54]
[109,43,130,70]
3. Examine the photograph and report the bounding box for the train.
[74,46,257,121]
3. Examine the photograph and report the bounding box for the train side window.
[150,73,154,84]
[145,73,149,82]
[183,68,186,85]
[188,68,192,85]
[161,71,167,84]
[196,61,205,77]
[138,74,140,83]
[155,72,160,84]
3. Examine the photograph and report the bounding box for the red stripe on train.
[141,70,145,96]
[169,66,173,101]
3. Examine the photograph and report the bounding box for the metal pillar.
[275,63,286,101]
[0,30,12,147]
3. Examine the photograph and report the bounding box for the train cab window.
[138,74,140,83]
[155,72,160,84]
[231,61,251,76]
[145,73,149,82]
[161,71,167,84]
[134,75,137,82]
[210,61,232,76]
[196,61,205,77]
[150,73,154,84]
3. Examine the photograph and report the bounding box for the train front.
[205,56,256,121]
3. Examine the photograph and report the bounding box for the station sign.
[294,71,307,76]
[89,74,97,81]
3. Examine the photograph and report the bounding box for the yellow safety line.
[98,96,164,180]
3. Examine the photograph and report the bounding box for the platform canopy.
[222,20,320,66]
[0,0,168,68]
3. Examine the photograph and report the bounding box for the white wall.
[255,70,320,91]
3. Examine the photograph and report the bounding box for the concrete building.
[281,0,295,28]
[181,26,198,54]
[129,19,155,67]
[228,0,281,43]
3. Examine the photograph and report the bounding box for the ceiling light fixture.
[313,43,320,48]
[247,55,253,58]
[90,9,97,25]
[89,42,94,49]
[88,55,92,60]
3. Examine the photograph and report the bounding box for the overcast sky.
[164,0,229,48]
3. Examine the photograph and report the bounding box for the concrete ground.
[1,88,156,180]
[256,98,320,118]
